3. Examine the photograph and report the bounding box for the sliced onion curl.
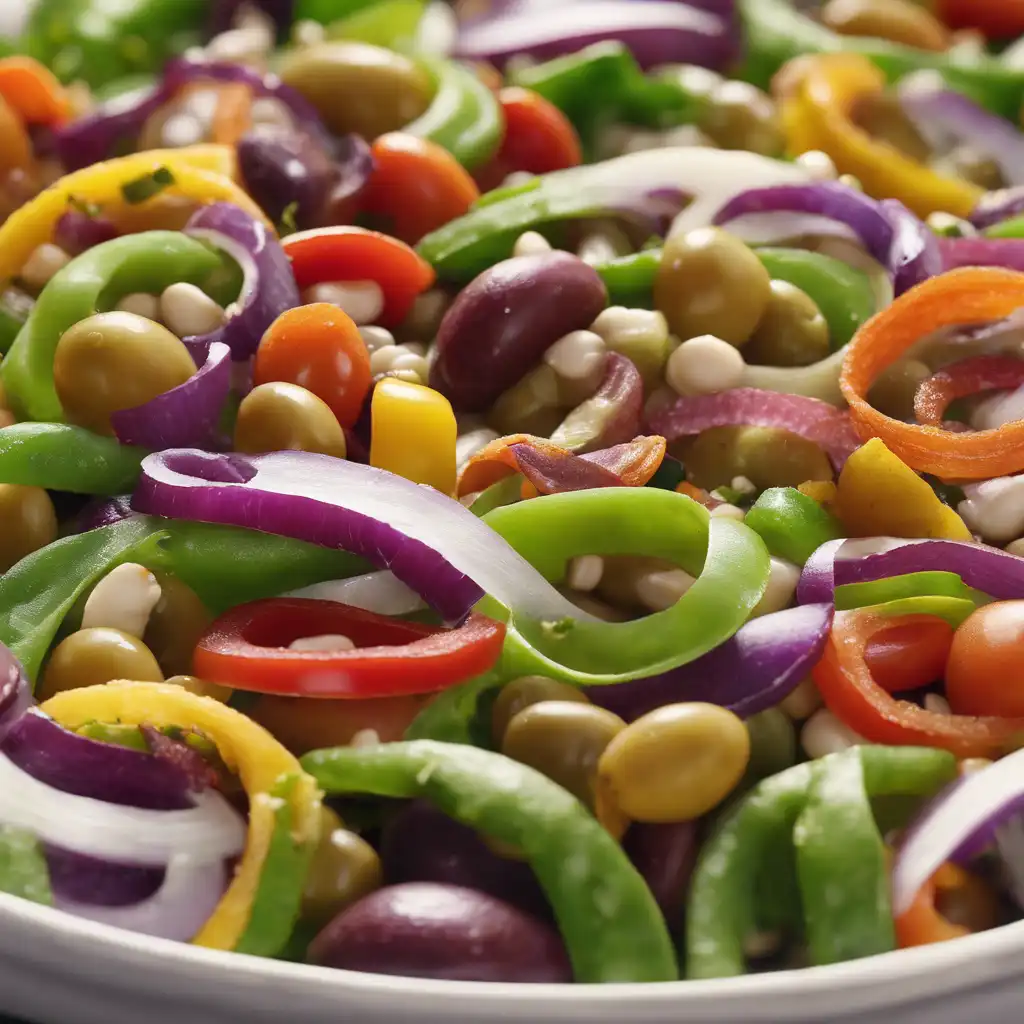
[0,645,31,742]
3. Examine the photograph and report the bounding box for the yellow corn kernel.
[370,378,457,494]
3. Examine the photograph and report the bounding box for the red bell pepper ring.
[282,226,436,328]
[914,355,1024,427]
[812,609,1024,758]
[934,0,1024,38]
[193,598,505,698]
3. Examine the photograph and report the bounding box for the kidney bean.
[307,882,572,983]
[623,821,699,933]
[379,799,550,920]
[430,252,607,412]
[550,353,644,453]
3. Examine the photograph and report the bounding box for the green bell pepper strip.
[404,56,504,171]
[302,740,678,983]
[468,475,524,517]
[793,747,894,967]
[404,672,502,745]
[294,0,381,23]
[0,516,368,681]
[0,288,32,355]
[21,0,207,88]
[0,828,53,906]
[739,0,1024,119]
[685,744,957,980]
[325,0,425,49]
[3,231,222,424]
[0,423,147,495]
[479,488,770,685]
[835,571,988,612]
[985,215,1024,238]
[858,594,978,629]
[744,488,844,567]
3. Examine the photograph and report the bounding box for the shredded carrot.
[211,83,254,148]
[0,57,71,126]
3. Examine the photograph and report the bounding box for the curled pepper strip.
[894,862,975,948]
[479,487,770,685]
[841,267,1024,480]
[780,53,983,219]
[0,57,71,127]
[914,355,1024,427]
[39,682,322,954]
[812,607,1024,758]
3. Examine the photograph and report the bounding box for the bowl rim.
[2,888,1023,1015]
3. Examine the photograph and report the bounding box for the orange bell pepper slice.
[812,608,1024,758]
[780,53,982,219]
[841,267,1024,481]
[0,57,71,127]
[895,862,990,948]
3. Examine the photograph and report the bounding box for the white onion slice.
[0,753,245,867]
[285,571,426,617]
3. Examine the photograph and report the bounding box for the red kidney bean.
[623,821,699,933]
[307,882,572,983]
[380,800,550,921]
[550,353,644,452]
[429,252,608,412]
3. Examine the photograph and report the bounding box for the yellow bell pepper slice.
[832,438,972,540]
[0,146,268,282]
[370,377,457,494]
[780,53,983,219]
[39,681,322,952]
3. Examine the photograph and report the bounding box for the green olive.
[39,628,164,701]
[279,42,432,139]
[501,700,626,812]
[234,382,347,458]
[743,708,797,785]
[698,80,785,156]
[596,702,750,822]
[163,674,232,703]
[488,365,565,437]
[867,359,931,420]
[744,280,831,368]
[143,573,214,677]
[0,484,57,572]
[302,806,383,925]
[948,146,1005,191]
[491,676,591,744]
[850,91,932,163]
[680,425,834,491]
[53,312,198,435]
[654,228,772,346]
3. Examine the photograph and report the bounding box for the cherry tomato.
[361,132,480,245]
[254,303,372,428]
[474,87,583,192]
[946,600,1024,717]
[864,619,954,694]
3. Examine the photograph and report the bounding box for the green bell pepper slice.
[744,488,844,567]
[0,423,147,495]
[405,56,504,170]
[835,571,988,612]
[985,215,1024,238]
[294,0,381,23]
[303,740,678,983]
[3,231,222,423]
[859,594,979,629]
[325,0,425,50]
[0,828,53,906]
[478,488,770,685]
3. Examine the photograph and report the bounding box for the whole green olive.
[491,676,590,745]
[143,573,214,677]
[850,91,932,163]
[948,147,1005,191]
[743,708,797,785]
[698,80,785,157]
[501,700,626,812]
[681,425,834,491]
[0,484,57,572]
[53,311,198,435]
[654,228,772,346]
[744,280,831,368]
[279,42,432,140]
[302,806,383,926]
[596,702,750,822]
[39,628,164,701]
[234,382,347,458]
[867,359,931,420]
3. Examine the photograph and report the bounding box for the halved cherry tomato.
[474,87,583,192]
[361,132,480,245]
[254,303,371,427]
[0,57,71,126]
[864,619,954,693]
[194,598,506,698]
[946,601,1024,717]
[282,225,436,328]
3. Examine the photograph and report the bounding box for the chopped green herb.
[279,201,299,236]
[120,166,176,205]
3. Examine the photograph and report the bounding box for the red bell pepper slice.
[812,608,1024,758]
[934,0,1024,38]
[914,354,1024,427]
[282,226,436,328]
[193,598,505,698]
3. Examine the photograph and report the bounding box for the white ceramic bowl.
[0,893,1022,1024]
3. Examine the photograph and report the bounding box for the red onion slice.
[133,448,593,626]
[183,203,301,363]
[971,186,1024,230]
[0,645,30,743]
[647,387,861,470]
[940,236,1024,273]
[110,341,231,451]
[52,855,228,942]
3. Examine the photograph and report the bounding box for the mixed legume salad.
[0,0,1023,987]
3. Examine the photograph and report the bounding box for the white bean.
[566,555,604,593]
[778,676,823,721]
[288,634,356,652]
[358,325,396,353]
[20,243,70,291]
[796,150,838,181]
[81,563,162,640]
[709,502,746,521]
[751,557,801,618]
[959,474,1024,544]
[160,283,225,337]
[543,330,606,381]
[512,231,552,258]
[635,567,695,612]
[304,280,384,326]
[116,292,161,321]
[665,334,745,396]
[801,708,866,759]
